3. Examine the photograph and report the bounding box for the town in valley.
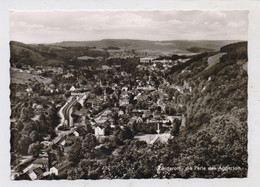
[10,39,248,179]
[9,11,248,180]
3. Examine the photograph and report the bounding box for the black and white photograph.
[9,10,248,180]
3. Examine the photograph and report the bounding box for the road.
[62,97,78,127]
[55,95,80,133]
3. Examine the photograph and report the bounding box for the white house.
[94,126,105,136]
[102,65,112,70]
[49,162,73,177]
[70,86,76,91]
[28,168,44,180]
[28,171,37,180]
[140,57,156,63]
[50,167,59,176]
[122,86,128,91]
[60,139,66,146]
[119,98,129,106]
[118,110,124,116]
[73,131,79,137]
[26,87,33,93]
[63,73,74,78]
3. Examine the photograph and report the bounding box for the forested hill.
[55,39,240,55]
[9,41,109,67]
[166,41,247,115]
[54,39,238,50]
[162,41,248,177]
[9,40,239,68]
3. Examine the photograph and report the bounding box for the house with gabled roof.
[94,126,105,136]
[28,170,38,180]
[28,167,44,180]
[136,116,143,123]
[49,161,73,176]
[69,86,76,91]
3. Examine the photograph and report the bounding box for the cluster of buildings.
[140,57,172,64]
[139,57,190,71]
[11,52,191,180]
[107,49,136,59]
[12,148,73,180]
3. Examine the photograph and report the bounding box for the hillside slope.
[54,39,239,54]
[9,40,241,67]
[10,41,109,67]
[164,41,248,177]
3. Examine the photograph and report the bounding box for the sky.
[10,10,248,44]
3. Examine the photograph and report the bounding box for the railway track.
[62,97,77,127]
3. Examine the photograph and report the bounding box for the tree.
[118,130,125,141]
[18,135,32,155]
[104,124,112,136]
[65,91,71,98]
[30,130,43,142]
[94,87,103,96]
[113,136,123,146]
[167,139,180,155]
[28,141,44,156]
[74,102,82,111]
[131,122,138,135]
[119,126,133,140]
[170,118,181,136]
[68,139,82,162]
[85,122,94,134]
[10,128,22,152]
[106,87,114,95]
[82,134,97,155]
[16,121,24,131]
[113,125,121,136]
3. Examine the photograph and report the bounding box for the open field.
[10,69,52,84]
[205,52,226,70]
[134,133,171,144]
